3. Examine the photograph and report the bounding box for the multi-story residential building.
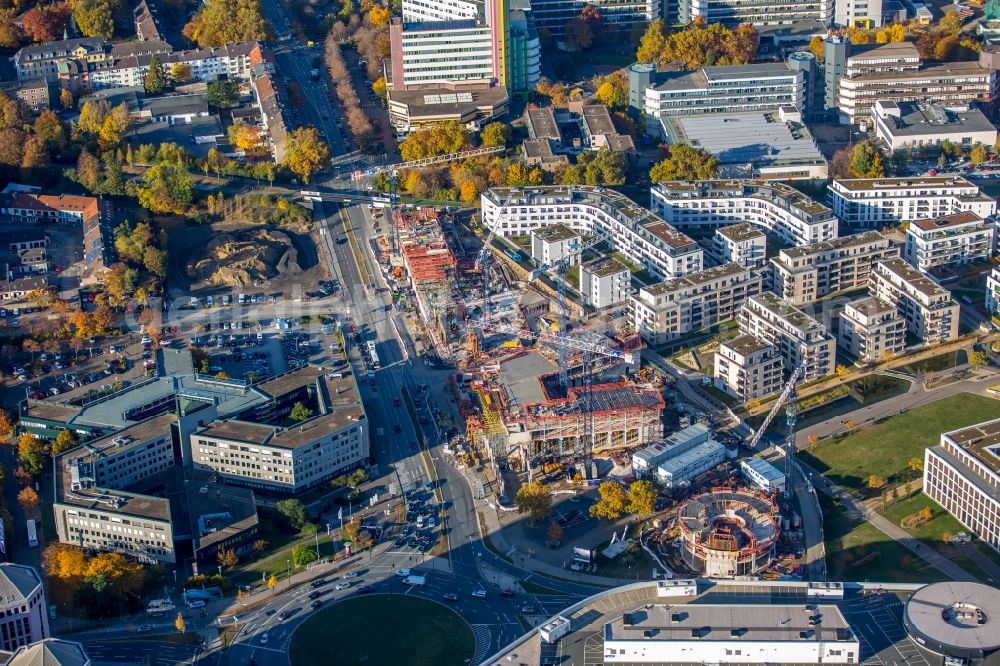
[711,223,766,269]
[713,335,784,401]
[250,67,292,164]
[739,292,837,380]
[770,231,896,306]
[481,187,703,282]
[53,414,178,564]
[870,258,960,344]
[0,564,50,653]
[677,0,832,26]
[828,176,997,229]
[527,0,658,36]
[872,100,998,153]
[530,223,579,266]
[6,639,91,666]
[191,372,369,493]
[987,267,1000,323]
[837,296,906,364]
[580,257,630,309]
[651,180,838,246]
[1,193,100,226]
[13,37,110,83]
[630,263,763,344]
[642,62,805,129]
[924,418,1000,553]
[904,211,995,272]
[14,79,52,111]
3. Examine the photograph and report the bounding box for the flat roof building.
[580,257,630,309]
[739,292,837,380]
[631,263,763,345]
[631,424,725,488]
[904,211,994,273]
[741,455,786,494]
[482,186,703,282]
[652,180,837,247]
[712,223,767,269]
[530,223,580,266]
[838,296,906,365]
[870,258,960,344]
[714,335,784,401]
[828,176,997,229]
[873,100,998,153]
[770,230,896,306]
[987,267,1000,322]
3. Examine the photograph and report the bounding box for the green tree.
[282,127,330,184]
[649,145,718,182]
[73,0,115,39]
[848,140,886,178]
[626,479,657,515]
[275,499,308,530]
[206,80,240,108]
[595,72,628,110]
[136,163,193,214]
[34,110,67,150]
[144,54,167,94]
[289,401,313,422]
[291,543,318,566]
[18,434,46,477]
[590,480,628,520]
[970,143,988,165]
[514,480,551,526]
[480,121,510,148]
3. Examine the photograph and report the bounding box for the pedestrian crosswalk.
[471,624,492,664]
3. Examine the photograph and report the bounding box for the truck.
[402,575,426,587]
[26,519,37,547]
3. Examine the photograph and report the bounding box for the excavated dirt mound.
[187,228,303,287]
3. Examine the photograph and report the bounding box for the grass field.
[799,393,999,494]
[289,596,474,666]
[822,495,947,584]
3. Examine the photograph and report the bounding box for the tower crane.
[746,362,806,504]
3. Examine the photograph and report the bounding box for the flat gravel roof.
[905,582,1000,653]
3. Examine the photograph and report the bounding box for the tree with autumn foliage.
[595,72,628,110]
[399,121,468,161]
[21,3,71,43]
[649,145,719,182]
[18,434,46,477]
[638,17,758,68]
[282,127,330,184]
[44,543,148,617]
[183,0,269,47]
[17,486,39,514]
[564,4,603,51]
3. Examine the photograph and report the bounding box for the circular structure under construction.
[904,581,1000,661]
[677,487,780,578]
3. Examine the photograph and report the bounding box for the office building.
[530,223,579,266]
[0,564,50,653]
[527,0,658,36]
[580,257,630,309]
[657,109,828,181]
[642,62,805,127]
[740,455,785,494]
[507,3,541,93]
[631,263,763,345]
[838,296,906,364]
[828,176,997,229]
[631,424,725,488]
[872,100,998,153]
[904,211,994,272]
[987,267,1000,322]
[651,180,838,246]
[870,258,960,344]
[714,335,784,401]
[53,415,178,564]
[924,418,1000,553]
[388,19,496,89]
[677,0,833,25]
[834,0,885,27]
[739,292,837,380]
[5,639,91,666]
[770,231,896,306]
[712,223,766,269]
[481,187,704,282]
[402,0,480,22]
[603,601,858,663]
[579,104,636,154]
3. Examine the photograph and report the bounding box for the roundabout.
[288,594,475,666]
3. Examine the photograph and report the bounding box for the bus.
[26,520,37,548]
[366,340,380,369]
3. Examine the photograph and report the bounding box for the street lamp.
[286,559,291,587]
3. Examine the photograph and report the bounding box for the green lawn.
[822,495,947,584]
[289,595,474,666]
[799,393,999,494]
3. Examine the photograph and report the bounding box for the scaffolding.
[472,383,508,458]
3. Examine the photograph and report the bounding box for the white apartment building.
[388,20,496,88]
[481,187,703,282]
[924,418,1000,553]
[770,231,896,306]
[904,211,995,272]
[835,0,885,26]
[630,263,763,345]
[191,374,369,493]
[679,0,833,25]
[644,63,805,128]
[53,414,178,564]
[872,100,998,153]
[739,293,837,380]
[580,257,630,309]
[987,267,1000,322]
[828,176,997,229]
[870,258,960,344]
[651,181,838,247]
[0,564,50,654]
[530,223,580,266]
[838,296,906,364]
[401,0,479,22]
[712,223,766,269]
[714,335,784,401]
